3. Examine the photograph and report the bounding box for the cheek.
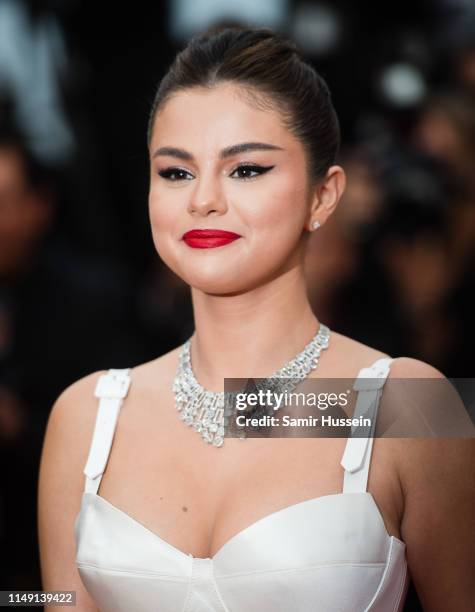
[148,183,178,231]
[241,178,308,254]
[148,188,183,266]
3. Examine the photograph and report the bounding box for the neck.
[188,264,321,390]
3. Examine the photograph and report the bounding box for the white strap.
[83,368,131,494]
[341,358,393,493]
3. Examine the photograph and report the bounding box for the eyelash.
[157,164,275,182]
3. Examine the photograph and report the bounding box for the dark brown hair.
[147,25,340,185]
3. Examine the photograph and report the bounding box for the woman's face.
[148,82,314,295]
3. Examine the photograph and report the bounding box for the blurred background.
[0,0,473,609]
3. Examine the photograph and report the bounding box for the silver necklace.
[172,323,330,447]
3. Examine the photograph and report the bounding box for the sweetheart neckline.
[79,490,405,562]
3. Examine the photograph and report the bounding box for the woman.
[38,26,474,611]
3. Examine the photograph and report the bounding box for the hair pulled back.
[147,25,340,184]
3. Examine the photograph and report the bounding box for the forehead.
[150,82,299,155]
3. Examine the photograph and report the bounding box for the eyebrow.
[152,142,284,161]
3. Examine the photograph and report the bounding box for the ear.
[306,165,346,231]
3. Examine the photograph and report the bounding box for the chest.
[93,421,403,559]
[76,487,408,612]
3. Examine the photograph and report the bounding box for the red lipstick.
[182,229,241,249]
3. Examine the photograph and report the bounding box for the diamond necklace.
[172,322,330,447]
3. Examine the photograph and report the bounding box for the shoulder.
[41,370,109,490]
[40,342,183,487]
[387,355,445,379]
[47,369,108,435]
[44,342,184,447]
[381,356,472,457]
[384,356,472,438]
[47,341,183,424]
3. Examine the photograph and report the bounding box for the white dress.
[74,357,409,611]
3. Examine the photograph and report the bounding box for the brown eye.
[230,164,275,180]
[158,167,193,181]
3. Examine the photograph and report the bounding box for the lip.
[182,229,241,249]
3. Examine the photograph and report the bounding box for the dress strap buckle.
[340,391,380,473]
[352,358,392,392]
[340,357,393,493]
[94,368,131,399]
[83,368,131,492]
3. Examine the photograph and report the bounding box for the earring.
[312,220,321,230]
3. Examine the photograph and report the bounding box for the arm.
[38,371,106,612]
[393,358,475,611]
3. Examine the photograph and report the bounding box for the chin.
[158,243,289,296]
[186,270,251,296]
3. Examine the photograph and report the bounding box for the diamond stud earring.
[312,220,321,230]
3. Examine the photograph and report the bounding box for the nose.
[187,171,227,217]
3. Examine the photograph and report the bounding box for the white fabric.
[75,359,409,611]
